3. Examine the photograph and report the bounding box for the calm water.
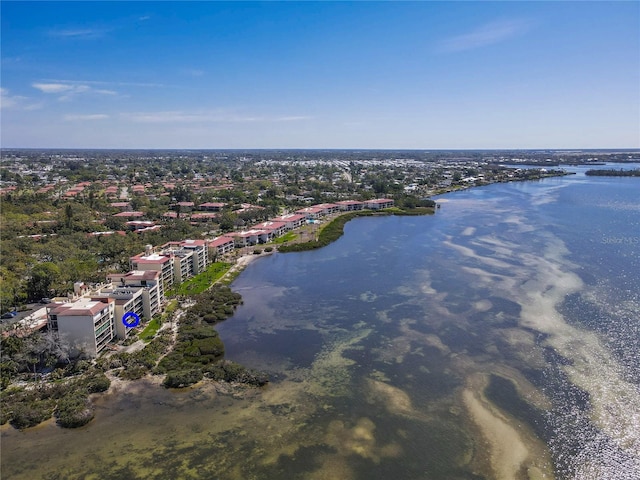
[2,165,639,480]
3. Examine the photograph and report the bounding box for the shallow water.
[2,164,639,479]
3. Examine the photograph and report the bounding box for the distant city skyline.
[1,1,639,149]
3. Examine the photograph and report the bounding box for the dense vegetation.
[279,204,435,253]
[154,286,267,388]
[1,369,110,429]
[279,211,371,252]
[0,195,207,311]
[585,168,640,177]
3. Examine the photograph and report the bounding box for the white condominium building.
[47,297,115,357]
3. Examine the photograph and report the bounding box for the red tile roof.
[113,211,145,217]
[208,236,235,248]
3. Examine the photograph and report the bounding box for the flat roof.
[132,253,171,264]
[49,298,113,317]
[273,213,307,222]
[113,211,145,217]
[252,221,287,230]
[108,270,160,281]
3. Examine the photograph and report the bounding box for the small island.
[585,168,640,177]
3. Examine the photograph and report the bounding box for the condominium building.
[107,270,163,316]
[178,239,208,274]
[97,286,146,340]
[272,213,307,230]
[251,221,287,239]
[313,203,341,215]
[295,206,325,219]
[225,230,263,247]
[172,249,195,284]
[207,236,235,257]
[130,247,175,291]
[47,297,115,357]
[335,200,364,211]
[363,198,394,209]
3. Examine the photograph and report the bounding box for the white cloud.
[43,78,168,88]
[275,116,314,122]
[92,89,117,96]
[124,111,216,123]
[437,19,533,53]
[64,114,110,121]
[1,87,25,108]
[1,87,42,110]
[32,83,76,94]
[123,111,312,124]
[32,82,117,100]
[48,27,110,39]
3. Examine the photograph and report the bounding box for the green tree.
[27,262,61,301]
[64,204,74,229]
[0,267,25,312]
[218,211,239,232]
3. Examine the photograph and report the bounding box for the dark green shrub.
[10,401,54,429]
[56,393,94,428]
[203,364,226,381]
[163,369,203,388]
[185,345,201,357]
[84,373,111,393]
[119,365,147,380]
[64,359,92,376]
[155,352,186,374]
[203,314,217,324]
[44,381,74,399]
[194,336,224,357]
[219,361,269,386]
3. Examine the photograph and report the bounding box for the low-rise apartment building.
[226,230,264,247]
[208,236,235,257]
[252,221,287,239]
[272,213,307,230]
[295,206,325,219]
[336,200,364,211]
[314,203,341,215]
[364,198,394,209]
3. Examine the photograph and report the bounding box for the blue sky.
[1,1,639,149]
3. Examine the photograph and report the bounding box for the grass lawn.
[139,299,178,342]
[139,316,162,342]
[174,262,232,296]
[273,231,298,244]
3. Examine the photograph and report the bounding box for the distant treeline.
[585,169,640,177]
